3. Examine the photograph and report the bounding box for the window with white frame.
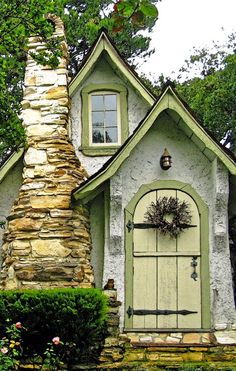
[81,84,128,156]
[90,92,120,145]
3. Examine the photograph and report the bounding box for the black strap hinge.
[127,306,197,318]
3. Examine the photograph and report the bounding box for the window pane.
[105,128,118,143]
[91,95,103,111]
[104,94,116,110]
[105,111,117,127]
[92,129,104,143]
[92,112,104,128]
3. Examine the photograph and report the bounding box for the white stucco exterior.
[100,111,235,329]
[70,57,150,176]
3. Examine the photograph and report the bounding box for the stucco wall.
[0,160,23,256]
[70,57,150,176]
[102,110,235,329]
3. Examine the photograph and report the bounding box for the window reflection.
[91,93,118,144]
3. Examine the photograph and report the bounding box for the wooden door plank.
[133,191,157,252]
[177,191,200,253]
[157,189,177,253]
[144,257,157,328]
[177,257,201,328]
[157,257,177,328]
[133,258,145,328]
[133,257,157,328]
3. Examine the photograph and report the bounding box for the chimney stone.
[1,15,94,290]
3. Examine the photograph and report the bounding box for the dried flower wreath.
[144,196,192,237]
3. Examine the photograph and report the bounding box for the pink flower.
[52,336,60,345]
[1,347,8,354]
[15,322,22,329]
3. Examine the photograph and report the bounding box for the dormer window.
[91,92,119,145]
[81,84,128,156]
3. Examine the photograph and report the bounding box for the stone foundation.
[98,332,236,370]
[98,289,236,369]
[0,15,94,289]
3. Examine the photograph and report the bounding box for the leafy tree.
[0,0,159,160]
[176,33,236,151]
[63,0,159,74]
[0,0,65,162]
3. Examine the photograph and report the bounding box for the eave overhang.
[0,148,24,184]
[69,30,156,106]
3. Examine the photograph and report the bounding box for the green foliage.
[0,221,6,229]
[0,0,65,157]
[0,0,160,159]
[0,288,108,364]
[0,321,23,370]
[148,32,236,151]
[62,0,159,74]
[43,337,66,370]
[176,32,236,151]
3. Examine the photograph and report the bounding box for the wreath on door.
[144,196,192,237]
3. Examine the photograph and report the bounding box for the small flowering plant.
[0,322,73,370]
[0,321,23,370]
[43,336,65,370]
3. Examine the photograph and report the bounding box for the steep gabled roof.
[69,29,156,106]
[72,83,236,202]
[0,148,24,184]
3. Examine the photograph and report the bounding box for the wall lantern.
[160,148,172,170]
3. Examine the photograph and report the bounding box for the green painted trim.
[167,92,236,174]
[90,192,105,288]
[80,147,119,157]
[81,83,128,156]
[75,183,107,205]
[124,180,211,330]
[104,182,110,246]
[124,208,134,329]
[73,86,236,200]
[82,83,127,94]
[69,32,155,106]
[73,94,168,201]
[0,149,24,184]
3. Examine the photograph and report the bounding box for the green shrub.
[0,288,108,365]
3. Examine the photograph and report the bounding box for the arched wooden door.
[125,187,210,331]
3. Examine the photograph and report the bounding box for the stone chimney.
[1,15,94,290]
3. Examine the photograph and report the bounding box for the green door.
[125,188,208,331]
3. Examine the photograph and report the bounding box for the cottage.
[0,15,236,347]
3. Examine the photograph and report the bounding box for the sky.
[138,0,236,79]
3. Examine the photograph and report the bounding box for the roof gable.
[0,149,24,184]
[69,30,156,106]
[73,84,236,202]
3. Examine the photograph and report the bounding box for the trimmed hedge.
[0,288,108,364]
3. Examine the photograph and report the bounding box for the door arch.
[124,180,210,331]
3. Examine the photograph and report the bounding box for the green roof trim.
[0,149,24,184]
[69,31,156,106]
[72,85,236,202]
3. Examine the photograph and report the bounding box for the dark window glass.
[92,112,104,127]
[92,129,104,143]
[91,93,118,144]
[105,128,118,143]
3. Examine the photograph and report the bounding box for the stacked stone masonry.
[0,15,94,289]
[98,332,236,370]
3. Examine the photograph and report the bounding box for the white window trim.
[88,91,121,147]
